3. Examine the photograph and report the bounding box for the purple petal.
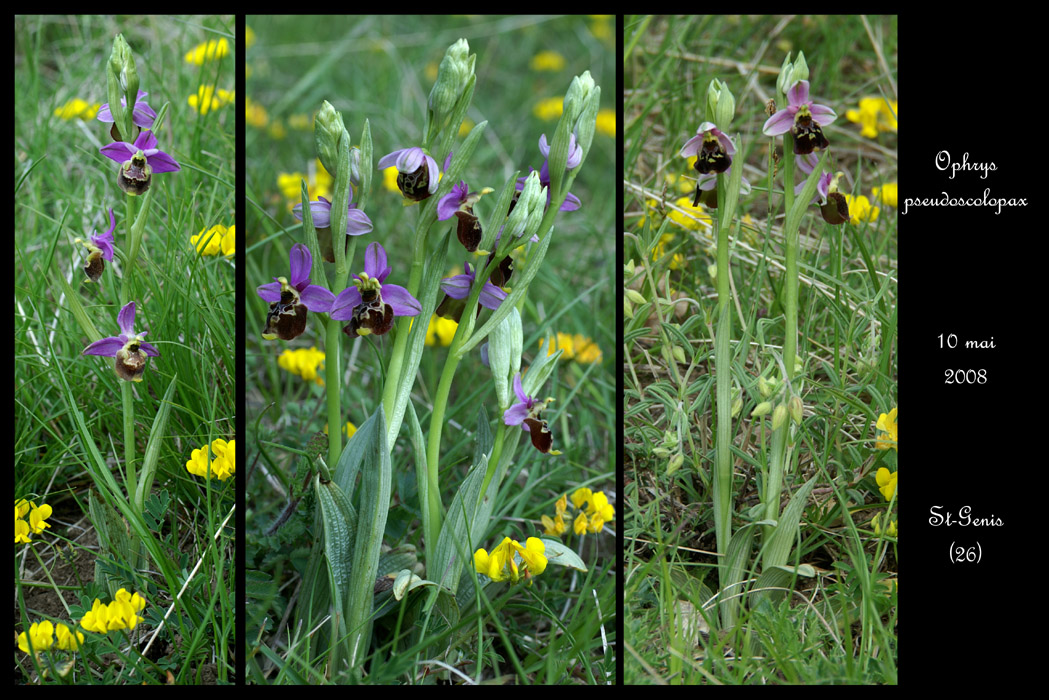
[381,284,421,317]
[83,336,124,357]
[146,150,181,173]
[503,403,529,427]
[787,80,810,107]
[100,141,135,164]
[478,283,507,310]
[329,287,362,321]
[437,182,467,221]
[117,302,137,335]
[345,207,373,236]
[134,130,159,151]
[130,101,157,127]
[538,134,552,157]
[513,373,528,403]
[425,154,439,194]
[298,199,333,228]
[809,104,837,126]
[565,134,582,169]
[376,148,410,170]
[104,208,117,236]
[138,340,160,357]
[762,111,794,136]
[300,284,335,312]
[96,238,115,261]
[288,244,312,288]
[560,191,581,212]
[257,281,282,303]
[439,273,472,300]
[364,242,390,282]
[679,134,703,158]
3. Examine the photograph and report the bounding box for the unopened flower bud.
[563,70,596,128]
[731,397,743,418]
[672,345,686,364]
[625,289,646,305]
[791,51,809,86]
[489,307,523,409]
[758,376,772,398]
[428,39,474,131]
[752,401,773,418]
[789,395,804,424]
[667,452,684,474]
[707,79,736,131]
[771,403,788,430]
[314,100,347,178]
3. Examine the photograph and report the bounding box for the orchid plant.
[248,26,610,684]
[16,18,236,684]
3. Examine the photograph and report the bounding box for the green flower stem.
[324,316,343,469]
[480,419,507,504]
[121,382,137,501]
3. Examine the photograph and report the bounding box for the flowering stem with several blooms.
[759,53,831,571]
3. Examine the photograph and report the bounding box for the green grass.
[244,15,616,684]
[624,15,897,684]
[15,15,236,684]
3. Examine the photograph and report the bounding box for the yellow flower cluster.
[245,96,269,128]
[184,37,230,65]
[53,98,100,121]
[875,407,897,451]
[872,183,898,208]
[652,232,686,270]
[844,194,879,224]
[80,588,146,633]
[538,332,603,364]
[876,468,897,502]
[542,487,615,537]
[186,438,236,481]
[15,498,51,544]
[277,161,332,209]
[188,85,234,115]
[191,224,235,257]
[474,536,547,584]
[533,96,564,121]
[278,346,325,385]
[845,97,897,139]
[530,50,566,72]
[18,619,84,654]
[424,314,458,347]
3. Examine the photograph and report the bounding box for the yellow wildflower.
[875,467,897,502]
[668,195,713,230]
[191,224,229,256]
[474,536,547,583]
[55,623,84,651]
[425,314,458,347]
[845,194,879,224]
[872,183,898,208]
[245,96,269,128]
[17,620,54,654]
[571,487,615,535]
[530,50,565,72]
[53,98,100,121]
[845,96,897,139]
[596,108,616,137]
[533,96,564,121]
[278,346,326,385]
[876,407,897,451]
[188,85,233,115]
[185,37,230,65]
[324,421,358,439]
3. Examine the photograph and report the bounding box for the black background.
[904,14,1031,667]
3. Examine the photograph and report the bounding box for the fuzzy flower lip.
[83,301,160,359]
[97,89,157,128]
[293,194,373,236]
[99,129,181,173]
[256,243,335,312]
[329,242,421,337]
[762,80,837,137]
[679,121,736,159]
[503,373,559,454]
[377,146,439,198]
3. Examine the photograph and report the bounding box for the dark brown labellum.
[791,113,830,155]
[115,346,147,382]
[523,417,554,453]
[694,137,731,175]
[263,301,308,340]
[454,210,482,252]
[118,153,151,196]
[397,165,432,201]
[344,301,394,337]
[820,191,850,225]
[84,251,105,283]
[360,287,379,304]
[487,252,514,288]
